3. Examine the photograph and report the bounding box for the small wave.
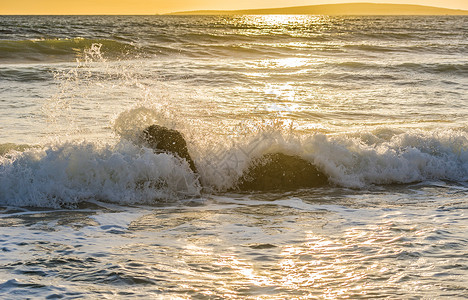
[344,44,399,52]
[0,143,32,157]
[0,38,134,63]
[332,61,468,77]
[0,67,54,82]
[397,62,468,75]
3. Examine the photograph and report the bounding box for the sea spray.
[41,42,158,143]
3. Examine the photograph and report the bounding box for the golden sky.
[1,0,467,15]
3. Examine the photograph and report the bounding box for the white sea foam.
[0,141,200,208]
[309,129,468,188]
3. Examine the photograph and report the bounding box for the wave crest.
[0,141,200,208]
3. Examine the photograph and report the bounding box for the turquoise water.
[0,15,467,298]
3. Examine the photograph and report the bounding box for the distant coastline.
[167,2,468,15]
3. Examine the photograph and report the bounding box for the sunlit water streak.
[0,15,467,298]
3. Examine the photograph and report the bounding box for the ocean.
[0,15,467,298]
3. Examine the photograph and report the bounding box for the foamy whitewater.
[0,15,467,298]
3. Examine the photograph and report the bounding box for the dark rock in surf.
[141,125,328,191]
[236,153,328,191]
[142,125,197,173]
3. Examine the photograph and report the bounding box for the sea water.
[0,15,467,298]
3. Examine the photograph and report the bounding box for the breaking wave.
[1,125,467,208]
[0,141,200,208]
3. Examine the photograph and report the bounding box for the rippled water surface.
[0,15,468,298]
[1,186,468,298]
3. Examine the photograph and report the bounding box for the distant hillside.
[167,3,468,15]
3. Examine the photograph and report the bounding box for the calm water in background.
[0,15,468,298]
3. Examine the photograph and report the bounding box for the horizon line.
[1,2,468,15]
[166,2,468,15]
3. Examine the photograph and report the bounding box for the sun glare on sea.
[245,14,322,27]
